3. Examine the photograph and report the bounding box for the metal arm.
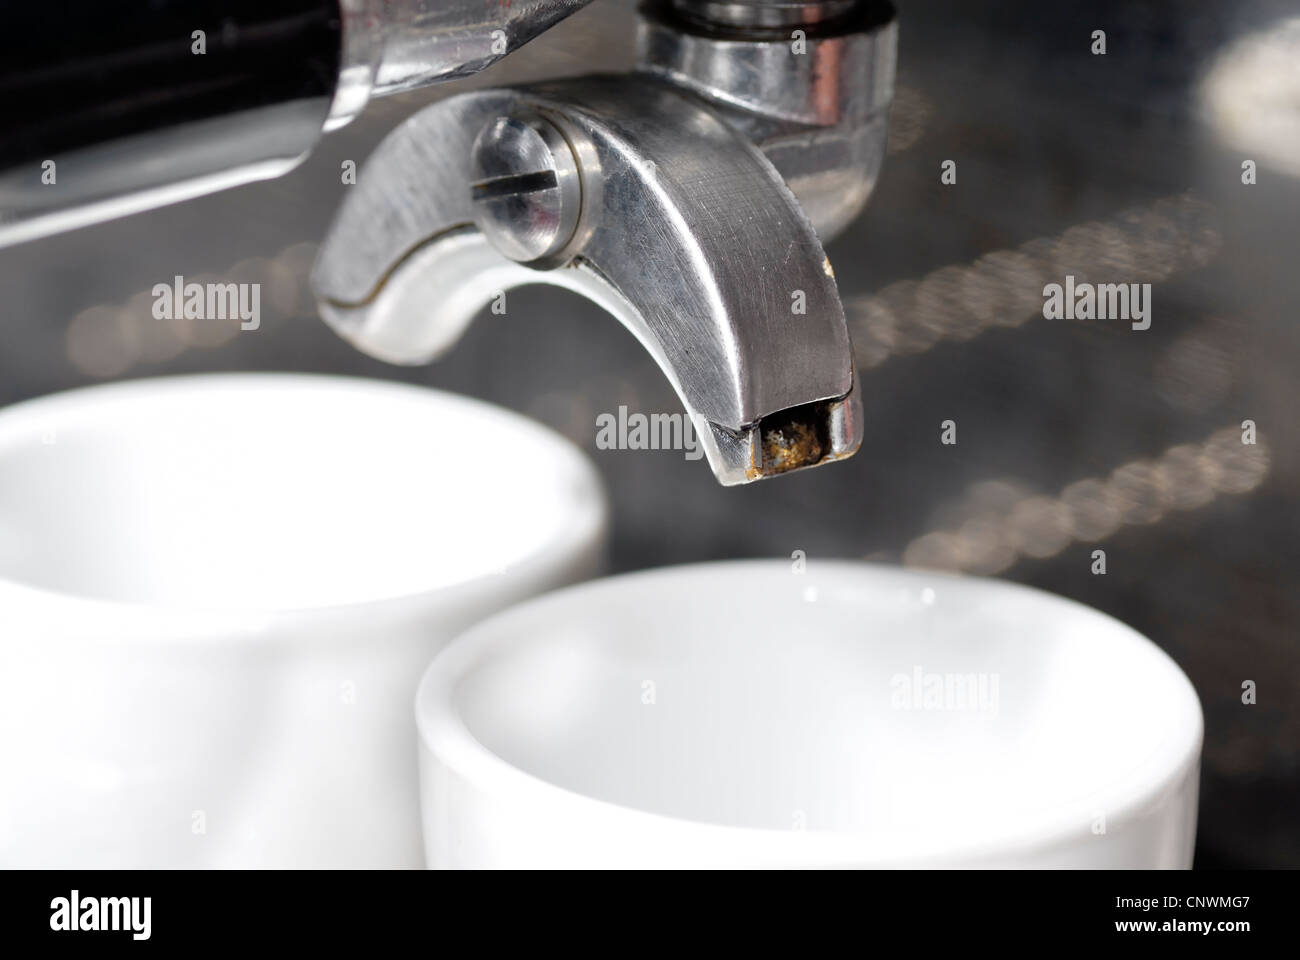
[311,2,897,483]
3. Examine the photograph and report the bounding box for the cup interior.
[0,374,602,610]
[424,561,1202,860]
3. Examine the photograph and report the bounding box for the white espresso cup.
[0,373,605,868]
[417,561,1202,868]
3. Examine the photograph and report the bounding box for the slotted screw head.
[469,112,582,268]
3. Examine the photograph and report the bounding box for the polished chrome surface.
[326,0,382,131]
[0,100,330,251]
[331,0,599,129]
[667,0,861,31]
[312,77,864,484]
[640,4,895,126]
[0,0,601,247]
[639,1,896,241]
[312,0,897,483]
[469,113,585,268]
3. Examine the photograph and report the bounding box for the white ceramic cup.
[0,373,605,868]
[418,560,1202,868]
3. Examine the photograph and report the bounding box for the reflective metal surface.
[0,101,330,251]
[330,0,598,127]
[311,77,864,484]
[0,0,600,246]
[312,1,894,483]
[667,0,861,30]
[639,1,896,239]
[468,112,584,267]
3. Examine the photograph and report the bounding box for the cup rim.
[0,372,606,625]
[416,559,1204,866]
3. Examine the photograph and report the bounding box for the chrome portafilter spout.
[310,0,897,484]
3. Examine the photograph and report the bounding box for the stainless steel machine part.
[0,0,601,248]
[638,0,897,241]
[328,0,599,128]
[312,0,895,483]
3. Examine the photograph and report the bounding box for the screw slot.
[469,113,583,268]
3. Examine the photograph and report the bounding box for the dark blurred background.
[1,1,1296,867]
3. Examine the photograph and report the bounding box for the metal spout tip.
[699,384,863,485]
[312,78,867,488]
